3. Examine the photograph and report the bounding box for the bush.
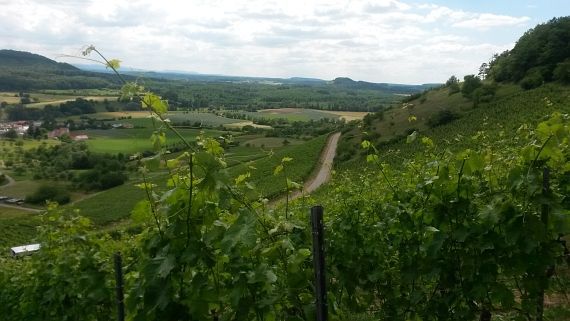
[472,83,498,107]
[520,70,544,90]
[554,59,570,83]
[427,109,460,128]
[25,184,71,205]
[99,171,126,189]
[461,75,482,98]
[519,68,546,90]
[448,82,460,95]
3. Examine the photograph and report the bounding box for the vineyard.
[1,98,568,320]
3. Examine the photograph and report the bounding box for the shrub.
[427,109,460,128]
[554,59,570,83]
[461,75,482,98]
[25,185,71,205]
[520,69,544,90]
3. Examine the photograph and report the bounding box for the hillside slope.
[337,82,570,165]
[0,49,78,71]
[0,49,118,90]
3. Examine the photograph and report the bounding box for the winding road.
[302,132,341,194]
[271,132,341,206]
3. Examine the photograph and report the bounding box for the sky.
[0,0,567,84]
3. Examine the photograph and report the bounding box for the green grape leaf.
[131,200,152,223]
[106,59,121,70]
[235,172,250,185]
[366,154,379,163]
[142,93,168,114]
[157,254,176,278]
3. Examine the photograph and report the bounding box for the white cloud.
[453,13,530,30]
[0,0,534,83]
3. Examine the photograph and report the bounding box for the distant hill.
[75,63,436,91]
[0,50,78,71]
[0,50,117,90]
[331,77,439,93]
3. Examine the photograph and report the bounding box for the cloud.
[0,0,535,83]
[453,13,531,30]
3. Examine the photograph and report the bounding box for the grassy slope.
[340,82,570,167]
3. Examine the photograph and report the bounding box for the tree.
[487,17,570,83]
[445,75,459,86]
[3,128,18,139]
[25,184,71,205]
[461,75,482,98]
[478,63,489,80]
[553,59,570,83]
[445,75,460,95]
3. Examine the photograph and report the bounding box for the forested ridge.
[0,49,119,90]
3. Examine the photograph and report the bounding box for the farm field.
[0,214,39,250]
[320,110,369,121]
[0,92,21,104]
[38,88,119,96]
[0,138,59,151]
[166,111,242,126]
[0,91,119,109]
[229,134,328,198]
[79,127,233,154]
[70,110,269,129]
[25,95,118,108]
[239,108,339,122]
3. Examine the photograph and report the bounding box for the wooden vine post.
[114,252,125,321]
[311,205,328,321]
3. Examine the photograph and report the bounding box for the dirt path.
[298,132,340,195]
[0,172,16,189]
[270,132,341,206]
[0,203,42,213]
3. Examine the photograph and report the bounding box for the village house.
[0,121,29,136]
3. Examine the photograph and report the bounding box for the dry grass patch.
[321,110,369,121]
